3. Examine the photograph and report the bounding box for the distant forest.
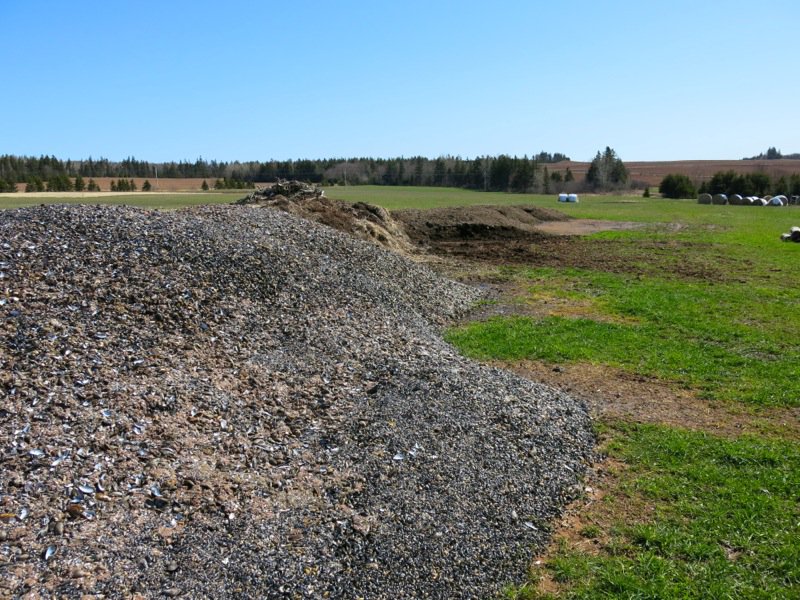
[743,147,800,160]
[0,152,572,193]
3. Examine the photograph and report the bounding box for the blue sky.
[2,0,799,163]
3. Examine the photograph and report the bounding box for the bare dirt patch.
[533,219,643,236]
[502,361,800,441]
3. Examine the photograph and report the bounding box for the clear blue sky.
[2,0,798,163]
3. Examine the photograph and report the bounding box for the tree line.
[743,147,800,160]
[0,152,577,192]
[0,149,639,194]
[659,170,800,199]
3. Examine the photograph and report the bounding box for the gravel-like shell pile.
[0,204,594,599]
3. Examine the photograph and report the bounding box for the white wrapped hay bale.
[557,193,568,202]
[729,194,744,205]
[712,193,728,205]
[780,226,800,242]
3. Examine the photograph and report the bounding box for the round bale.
[729,194,743,205]
[698,193,712,204]
[712,193,728,205]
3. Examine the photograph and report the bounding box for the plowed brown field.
[551,159,800,186]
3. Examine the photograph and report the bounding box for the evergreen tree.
[488,155,512,191]
[74,175,85,192]
[511,156,534,192]
[467,158,484,189]
[432,158,446,186]
[773,175,788,196]
[585,147,628,191]
[659,174,696,199]
[451,158,467,188]
[414,156,424,185]
[142,180,152,191]
[46,174,73,192]
[564,167,574,182]
[790,174,800,196]
[382,160,398,185]
[201,180,209,191]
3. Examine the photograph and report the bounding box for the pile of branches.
[235,179,323,204]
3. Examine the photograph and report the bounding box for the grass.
[510,424,800,599]
[0,191,245,210]
[324,185,560,210]
[404,190,799,407]
[447,266,800,406]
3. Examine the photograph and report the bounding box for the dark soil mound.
[394,205,570,243]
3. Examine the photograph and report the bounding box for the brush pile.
[0,204,593,598]
[236,181,413,253]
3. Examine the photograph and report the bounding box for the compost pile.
[394,205,570,244]
[236,180,413,253]
[0,204,593,599]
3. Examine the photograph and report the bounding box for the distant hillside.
[546,159,800,188]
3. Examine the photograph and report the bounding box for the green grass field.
[509,423,800,600]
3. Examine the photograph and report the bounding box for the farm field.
[2,184,798,596]
[546,159,800,187]
[327,187,800,598]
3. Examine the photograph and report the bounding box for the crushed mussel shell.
[0,205,593,598]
